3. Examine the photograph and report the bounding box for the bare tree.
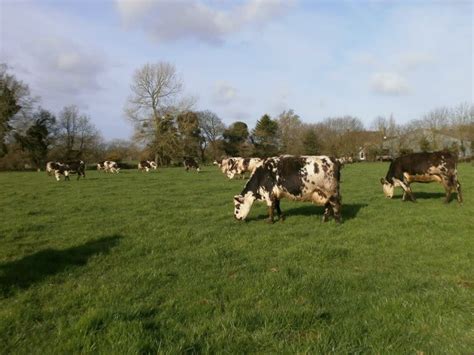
[57,105,101,160]
[197,110,225,159]
[125,62,195,164]
[276,109,304,154]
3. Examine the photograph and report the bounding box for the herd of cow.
[45,151,463,223]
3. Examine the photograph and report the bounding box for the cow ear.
[234,195,244,203]
[380,177,386,184]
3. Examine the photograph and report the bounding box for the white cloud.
[213,81,239,105]
[371,72,410,96]
[114,0,295,44]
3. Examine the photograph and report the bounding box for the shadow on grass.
[249,203,368,222]
[0,235,122,297]
[392,192,448,200]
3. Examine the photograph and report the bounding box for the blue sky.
[1,0,472,140]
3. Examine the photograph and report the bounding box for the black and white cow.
[215,157,262,179]
[49,160,85,181]
[233,155,342,223]
[380,151,462,203]
[46,161,62,176]
[138,160,157,172]
[97,161,119,173]
[183,157,200,172]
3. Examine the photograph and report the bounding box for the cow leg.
[275,199,285,221]
[442,177,452,203]
[455,178,463,203]
[267,205,275,224]
[322,202,333,222]
[328,194,342,223]
[397,179,416,202]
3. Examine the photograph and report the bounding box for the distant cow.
[98,161,119,173]
[233,155,342,223]
[376,155,393,162]
[183,157,200,172]
[49,160,85,181]
[337,156,353,165]
[380,151,462,203]
[215,157,262,179]
[138,160,157,172]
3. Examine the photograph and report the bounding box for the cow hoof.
[266,219,274,224]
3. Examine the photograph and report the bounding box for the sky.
[1,0,472,140]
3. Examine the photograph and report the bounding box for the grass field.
[0,163,472,353]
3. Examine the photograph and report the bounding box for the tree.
[176,111,202,159]
[276,109,303,154]
[223,121,249,156]
[125,62,194,165]
[56,105,101,160]
[104,139,140,162]
[319,116,364,156]
[197,110,225,160]
[419,136,431,152]
[0,64,35,156]
[252,114,279,157]
[302,129,320,155]
[15,109,56,169]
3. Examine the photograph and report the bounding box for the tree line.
[1,61,472,170]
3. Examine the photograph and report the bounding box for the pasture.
[0,163,472,353]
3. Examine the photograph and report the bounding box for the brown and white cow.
[215,157,262,179]
[233,155,342,223]
[97,161,119,173]
[380,151,462,203]
[138,160,157,172]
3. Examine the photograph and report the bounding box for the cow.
[183,157,200,172]
[46,161,62,176]
[138,160,157,172]
[233,155,342,223]
[48,160,85,181]
[380,151,462,203]
[337,156,353,165]
[215,157,262,179]
[97,161,106,172]
[98,160,119,173]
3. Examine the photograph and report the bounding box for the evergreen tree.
[252,114,279,157]
[302,129,320,155]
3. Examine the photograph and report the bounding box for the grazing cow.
[233,155,342,223]
[183,157,200,172]
[380,151,462,203]
[138,160,157,172]
[215,157,262,179]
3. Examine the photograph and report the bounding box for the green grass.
[0,163,472,353]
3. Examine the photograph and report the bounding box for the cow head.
[149,161,158,169]
[380,177,394,198]
[233,193,255,220]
